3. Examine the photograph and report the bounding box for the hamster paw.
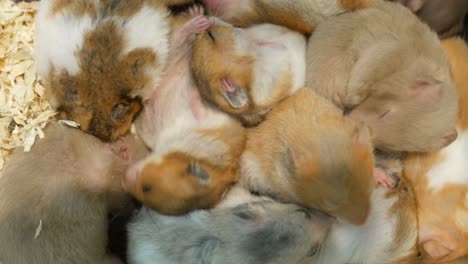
[187,5,205,18]
[186,15,211,34]
[374,167,400,189]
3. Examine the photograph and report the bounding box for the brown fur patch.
[134,151,239,215]
[50,0,98,18]
[244,88,374,224]
[339,0,377,10]
[47,21,157,141]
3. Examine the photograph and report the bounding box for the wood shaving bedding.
[0,0,55,172]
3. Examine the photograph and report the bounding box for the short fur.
[127,186,333,264]
[389,0,468,39]
[240,88,375,225]
[35,0,193,141]
[306,1,458,153]
[201,0,381,34]
[122,8,246,215]
[403,38,468,263]
[0,122,147,264]
[311,181,419,264]
[191,21,306,126]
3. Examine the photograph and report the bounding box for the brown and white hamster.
[312,181,419,264]
[191,20,306,126]
[127,186,333,264]
[240,88,375,225]
[122,7,246,215]
[34,0,194,142]
[0,122,147,264]
[403,38,468,263]
[306,1,458,153]
[201,0,381,34]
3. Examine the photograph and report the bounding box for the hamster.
[403,38,468,263]
[0,122,148,264]
[389,0,468,39]
[34,0,194,142]
[311,180,419,264]
[126,186,333,264]
[240,88,375,225]
[191,21,306,126]
[122,7,246,215]
[201,0,381,34]
[306,1,458,153]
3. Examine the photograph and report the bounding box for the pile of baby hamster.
[1,0,468,263]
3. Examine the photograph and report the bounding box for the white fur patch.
[428,131,468,190]
[313,187,416,264]
[34,0,96,77]
[245,24,306,105]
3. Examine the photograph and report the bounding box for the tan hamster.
[311,180,419,264]
[35,0,194,142]
[122,7,246,215]
[201,0,381,34]
[0,122,148,264]
[403,38,468,263]
[240,88,375,225]
[191,20,306,126]
[306,1,458,153]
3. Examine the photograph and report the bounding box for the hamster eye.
[142,184,152,194]
[186,162,211,181]
[111,103,130,122]
[207,30,215,42]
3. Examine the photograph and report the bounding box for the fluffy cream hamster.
[240,88,375,225]
[0,122,147,264]
[201,0,381,34]
[34,0,194,141]
[306,1,458,153]
[191,20,306,126]
[126,186,333,264]
[122,7,245,215]
[403,38,468,263]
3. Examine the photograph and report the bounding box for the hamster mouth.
[220,78,248,109]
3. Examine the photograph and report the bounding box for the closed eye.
[208,31,215,42]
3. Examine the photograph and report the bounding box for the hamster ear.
[404,0,425,12]
[353,122,373,146]
[409,77,443,104]
[220,77,248,108]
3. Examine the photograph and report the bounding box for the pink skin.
[221,78,237,93]
[189,90,207,120]
[374,167,396,189]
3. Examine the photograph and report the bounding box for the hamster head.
[348,43,458,153]
[192,24,255,117]
[47,21,159,142]
[191,22,304,126]
[122,152,238,215]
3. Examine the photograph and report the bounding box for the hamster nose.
[122,167,139,193]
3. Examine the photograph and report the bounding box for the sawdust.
[0,0,55,172]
